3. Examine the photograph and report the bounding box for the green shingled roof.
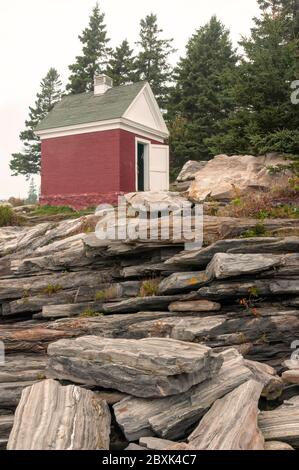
[36,81,146,131]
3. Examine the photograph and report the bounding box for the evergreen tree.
[135,13,176,108]
[168,16,238,170]
[10,68,62,178]
[107,40,136,86]
[207,4,299,156]
[66,3,110,94]
[26,178,38,204]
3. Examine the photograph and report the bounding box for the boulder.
[187,380,264,450]
[7,379,111,450]
[176,161,207,182]
[46,337,223,398]
[188,154,290,202]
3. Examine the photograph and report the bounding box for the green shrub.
[0,205,23,227]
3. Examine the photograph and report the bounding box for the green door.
[137,143,145,191]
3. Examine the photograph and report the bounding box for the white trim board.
[35,118,167,142]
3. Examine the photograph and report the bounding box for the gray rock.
[139,437,176,450]
[176,161,207,183]
[47,337,223,398]
[158,272,209,295]
[205,253,282,280]
[259,398,299,447]
[114,349,252,441]
[103,296,180,314]
[7,379,111,450]
[187,380,264,450]
[168,300,221,312]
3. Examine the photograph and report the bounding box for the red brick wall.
[40,128,165,209]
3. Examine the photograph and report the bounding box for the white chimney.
[94,74,113,95]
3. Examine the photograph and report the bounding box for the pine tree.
[168,16,238,171]
[135,13,176,108]
[207,4,299,156]
[107,40,136,86]
[66,3,110,94]
[26,178,38,204]
[10,68,62,178]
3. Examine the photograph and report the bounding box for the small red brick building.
[35,75,169,209]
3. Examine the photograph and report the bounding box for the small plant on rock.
[43,284,63,296]
[139,278,161,297]
[80,309,103,318]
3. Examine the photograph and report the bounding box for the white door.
[149,144,169,191]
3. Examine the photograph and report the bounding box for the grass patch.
[0,205,24,227]
[30,205,95,218]
[140,278,161,297]
[241,223,268,238]
[94,285,119,301]
[80,309,104,318]
[43,284,63,296]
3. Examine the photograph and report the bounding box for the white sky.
[0,0,260,199]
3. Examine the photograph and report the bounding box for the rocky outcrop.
[47,337,222,398]
[7,379,111,450]
[188,154,291,202]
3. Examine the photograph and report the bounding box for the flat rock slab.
[259,400,299,447]
[158,272,208,295]
[205,253,282,280]
[187,379,264,450]
[264,441,294,450]
[47,337,223,398]
[102,296,180,314]
[168,300,221,312]
[282,370,299,384]
[165,236,299,267]
[113,349,253,441]
[139,437,176,450]
[7,379,111,450]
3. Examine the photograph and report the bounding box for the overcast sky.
[0,0,260,200]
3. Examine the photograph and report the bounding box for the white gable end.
[123,84,169,137]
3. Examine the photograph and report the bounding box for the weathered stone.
[244,359,284,400]
[176,160,207,183]
[124,191,188,213]
[41,302,104,319]
[168,300,221,312]
[188,154,290,202]
[205,253,282,280]
[282,370,299,384]
[47,337,223,398]
[0,381,39,408]
[0,270,113,301]
[7,379,111,450]
[0,415,14,439]
[165,237,299,268]
[102,296,180,314]
[113,349,252,441]
[259,398,299,447]
[197,278,299,300]
[264,441,294,450]
[0,355,46,383]
[187,380,264,450]
[158,272,208,295]
[139,437,176,450]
